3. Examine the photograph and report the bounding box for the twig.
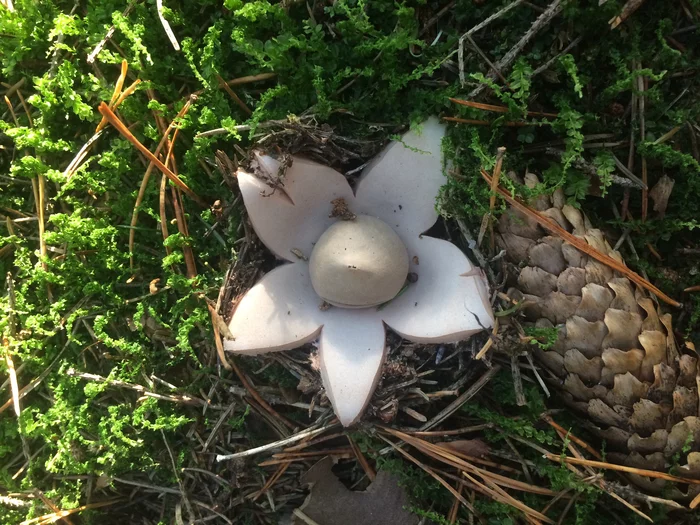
[216,425,333,462]
[450,98,557,118]
[216,74,253,116]
[155,0,180,51]
[544,148,636,188]
[481,169,681,307]
[293,509,323,525]
[531,36,583,77]
[458,0,526,85]
[19,499,122,525]
[229,356,297,431]
[87,1,138,63]
[510,355,527,406]
[610,0,647,29]
[468,0,563,98]
[443,116,530,127]
[3,273,20,418]
[420,365,501,431]
[464,34,508,86]
[478,146,506,247]
[418,1,456,37]
[65,369,210,407]
[191,72,277,96]
[347,434,376,481]
[378,435,478,514]
[161,429,193,518]
[638,71,648,220]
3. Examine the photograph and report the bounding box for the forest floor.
[1,0,700,523]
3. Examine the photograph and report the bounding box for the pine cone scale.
[496,178,700,499]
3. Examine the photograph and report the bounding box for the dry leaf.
[648,175,675,219]
[293,457,421,525]
[436,439,490,458]
[149,278,161,294]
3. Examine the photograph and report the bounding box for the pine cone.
[496,173,700,499]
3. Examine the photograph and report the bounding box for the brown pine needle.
[112,79,142,111]
[98,102,207,207]
[228,357,297,432]
[20,499,123,525]
[480,169,681,307]
[347,434,376,481]
[443,116,530,127]
[449,97,558,118]
[250,462,290,501]
[108,60,128,108]
[382,427,559,503]
[378,434,478,515]
[690,491,700,509]
[217,74,253,116]
[192,72,277,96]
[129,97,192,268]
[541,415,602,460]
[609,0,647,29]
[208,303,232,371]
[544,453,700,485]
[2,337,20,417]
[16,90,33,128]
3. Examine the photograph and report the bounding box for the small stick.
[347,434,376,481]
[250,463,290,501]
[531,36,583,77]
[458,0,526,85]
[3,273,20,418]
[443,116,529,127]
[468,0,563,98]
[217,74,253,116]
[510,355,527,406]
[156,0,180,51]
[450,98,557,118]
[609,0,647,29]
[478,146,506,247]
[464,33,509,86]
[216,425,332,462]
[228,357,298,431]
[65,368,209,407]
[129,98,192,268]
[419,365,501,430]
[87,1,138,63]
[419,0,456,37]
[638,72,648,221]
[191,72,276,96]
[15,90,33,128]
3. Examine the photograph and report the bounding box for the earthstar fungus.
[225,118,494,425]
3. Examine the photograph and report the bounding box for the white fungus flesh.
[309,215,409,308]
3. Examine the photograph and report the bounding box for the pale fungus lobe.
[225,118,494,426]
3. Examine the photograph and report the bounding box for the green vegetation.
[1,0,699,523]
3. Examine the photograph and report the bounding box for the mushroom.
[224,118,494,426]
[310,215,409,308]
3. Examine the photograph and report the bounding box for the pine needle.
[480,169,681,307]
[98,102,207,207]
